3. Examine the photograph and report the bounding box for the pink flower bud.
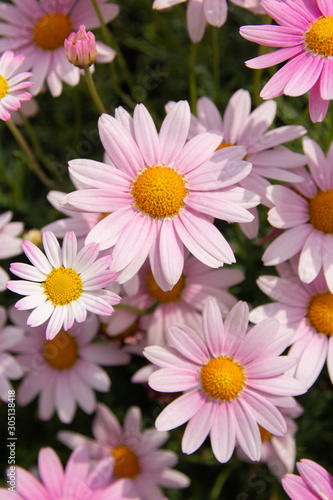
[64,25,97,69]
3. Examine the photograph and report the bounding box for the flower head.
[7,230,120,340]
[262,136,333,294]
[0,0,118,96]
[62,101,259,291]
[282,459,333,499]
[0,446,135,500]
[240,0,333,122]
[58,403,190,499]
[0,51,33,121]
[10,309,130,423]
[65,25,97,69]
[144,298,306,463]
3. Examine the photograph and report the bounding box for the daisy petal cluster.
[0,446,136,500]
[62,101,259,291]
[240,0,333,122]
[144,297,306,463]
[187,90,306,238]
[262,136,333,294]
[0,50,33,122]
[7,230,120,340]
[153,0,263,42]
[250,258,333,389]
[0,0,119,96]
[282,458,333,499]
[58,403,190,500]
[9,309,130,423]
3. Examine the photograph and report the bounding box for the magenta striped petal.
[284,52,324,96]
[240,24,303,47]
[21,240,53,274]
[245,45,303,70]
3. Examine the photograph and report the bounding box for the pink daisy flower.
[0,0,119,96]
[0,306,24,402]
[58,403,190,500]
[282,458,333,500]
[9,308,130,423]
[144,297,306,463]
[240,0,333,122]
[62,101,259,291]
[153,0,263,43]
[262,136,333,294]
[250,258,333,389]
[0,50,33,121]
[187,91,306,238]
[0,210,24,291]
[7,230,121,340]
[0,446,135,500]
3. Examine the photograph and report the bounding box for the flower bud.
[64,25,97,69]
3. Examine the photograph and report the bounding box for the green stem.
[6,119,54,188]
[252,14,273,108]
[113,304,148,315]
[189,42,197,114]
[211,26,220,102]
[84,67,106,114]
[90,0,133,88]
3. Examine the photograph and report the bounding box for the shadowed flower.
[0,211,24,291]
[61,101,259,291]
[240,0,333,122]
[144,298,306,463]
[0,0,118,96]
[10,309,130,423]
[58,403,190,500]
[7,230,120,340]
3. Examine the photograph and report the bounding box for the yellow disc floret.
[111,445,141,478]
[258,425,272,443]
[0,75,8,99]
[33,13,73,51]
[305,15,333,57]
[145,268,186,303]
[43,267,83,306]
[215,142,234,151]
[200,356,247,402]
[131,164,188,219]
[309,190,333,234]
[307,292,333,336]
[43,330,78,370]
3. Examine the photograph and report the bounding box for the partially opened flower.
[262,136,333,293]
[0,211,24,291]
[65,25,97,69]
[0,51,33,121]
[62,101,259,291]
[250,258,333,389]
[0,446,135,500]
[10,309,130,423]
[240,0,333,122]
[282,459,333,499]
[0,0,119,96]
[58,403,190,499]
[7,231,120,340]
[144,298,306,463]
[188,91,306,238]
[0,306,24,402]
[153,0,263,43]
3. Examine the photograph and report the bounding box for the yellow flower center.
[130,164,188,219]
[258,425,272,442]
[33,13,73,51]
[309,190,333,234]
[145,268,186,303]
[0,75,8,98]
[111,445,141,478]
[307,292,333,336]
[43,330,78,370]
[305,15,333,57]
[43,267,83,306]
[215,142,234,151]
[200,356,247,402]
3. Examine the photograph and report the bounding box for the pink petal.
[187,0,206,42]
[182,400,215,454]
[38,448,64,498]
[233,399,261,461]
[202,297,225,356]
[133,103,160,165]
[262,225,313,266]
[159,100,190,164]
[155,390,205,431]
[166,323,209,364]
[298,231,324,284]
[149,367,199,392]
[210,403,236,463]
[309,78,329,122]
[223,301,249,354]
